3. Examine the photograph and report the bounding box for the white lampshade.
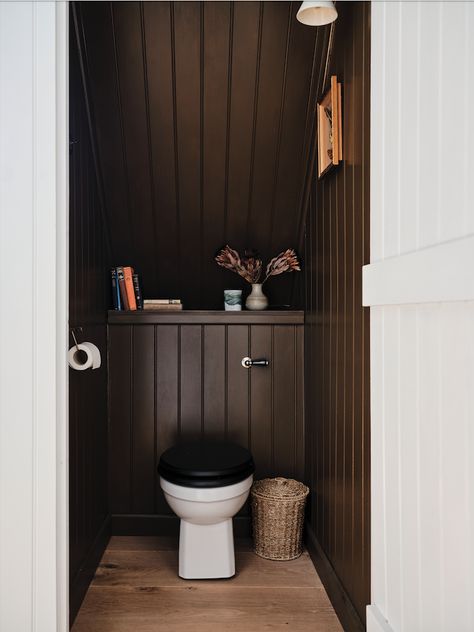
[296,1,338,26]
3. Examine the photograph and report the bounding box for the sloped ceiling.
[73,1,328,308]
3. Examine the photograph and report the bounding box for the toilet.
[158,441,254,579]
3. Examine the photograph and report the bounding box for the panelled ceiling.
[73,1,328,308]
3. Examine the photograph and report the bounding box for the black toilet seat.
[158,441,254,488]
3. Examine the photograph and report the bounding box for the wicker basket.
[251,477,309,561]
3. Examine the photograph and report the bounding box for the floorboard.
[72,536,342,632]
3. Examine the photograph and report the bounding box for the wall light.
[296,1,338,26]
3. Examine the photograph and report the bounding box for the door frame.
[56,2,69,628]
[0,2,69,629]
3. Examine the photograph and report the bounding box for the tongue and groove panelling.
[75,1,318,309]
[108,320,304,529]
[303,3,371,629]
[69,18,112,622]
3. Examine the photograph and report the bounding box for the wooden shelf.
[108,309,304,325]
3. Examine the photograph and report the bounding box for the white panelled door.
[366,2,474,632]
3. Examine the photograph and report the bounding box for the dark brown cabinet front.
[108,318,304,531]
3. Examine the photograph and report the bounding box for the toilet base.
[179,518,235,579]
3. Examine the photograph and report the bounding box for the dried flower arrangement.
[215,245,301,285]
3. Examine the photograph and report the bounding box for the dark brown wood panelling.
[227,325,250,447]
[76,1,318,309]
[303,3,370,630]
[108,324,132,515]
[69,13,111,624]
[108,321,304,528]
[155,325,179,515]
[131,326,156,513]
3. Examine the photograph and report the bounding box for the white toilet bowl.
[158,441,254,579]
[160,474,253,578]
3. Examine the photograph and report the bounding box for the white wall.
[0,2,68,631]
[365,2,474,631]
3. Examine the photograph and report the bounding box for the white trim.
[0,2,68,630]
[34,3,58,626]
[55,2,69,630]
[363,234,474,306]
[367,605,395,632]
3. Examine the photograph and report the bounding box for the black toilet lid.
[158,441,254,488]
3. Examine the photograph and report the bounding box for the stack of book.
[110,266,143,311]
[143,299,182,311]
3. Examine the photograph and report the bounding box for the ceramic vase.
[245,283,268,310]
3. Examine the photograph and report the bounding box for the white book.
[143,299,181,305]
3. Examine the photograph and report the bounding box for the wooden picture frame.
[317,75,342,178]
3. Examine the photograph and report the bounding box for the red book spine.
[123,266,137,311]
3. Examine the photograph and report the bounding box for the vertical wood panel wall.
[304,3,370,630]
[368,4,474,632]
[69,16,112,622]
[108,320,304,531]
[75,1,319,309]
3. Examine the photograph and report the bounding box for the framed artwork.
[317,75,342,178]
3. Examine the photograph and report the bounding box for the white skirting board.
[367,605,394,632]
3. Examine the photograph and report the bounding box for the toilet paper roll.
[68,342,102,371]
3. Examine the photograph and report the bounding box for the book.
[143,303,183,311]
[132,273,143,310]
[116,267,129,310]
[110,268,122,310]
[143,299,181,305]
[123,266,137,311]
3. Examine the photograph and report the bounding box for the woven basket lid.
[251,477,309,501]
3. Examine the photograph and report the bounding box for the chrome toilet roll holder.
[70,327,83,352]
[68,327,102,371]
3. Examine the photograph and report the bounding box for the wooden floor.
[72,536,342,632]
